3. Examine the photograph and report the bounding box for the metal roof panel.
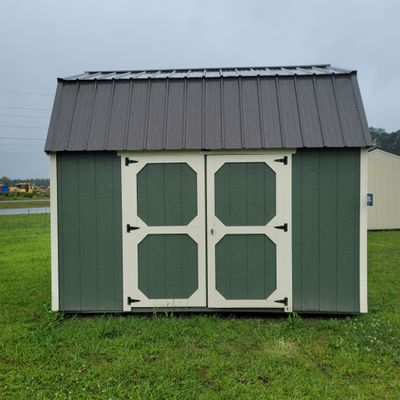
[45,65,371,152]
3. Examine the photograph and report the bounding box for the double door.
[121,152,292,311]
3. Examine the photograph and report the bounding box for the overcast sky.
[0,0,399,178]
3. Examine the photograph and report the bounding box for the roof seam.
[123,80,134,150]
[64,82,80,150]
[84,81,97,150]
[162,80,170,149]
[330,76,347,147]
[103,81,116,150]
[142,80,151,150]
[293,76,306,147]
[256,77,265,147]
[312,76,326,147]
[220,78,225,149]
[275,77,285,148]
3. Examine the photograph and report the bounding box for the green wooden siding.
[137,163,197,226]
[215,162,276,226]
[292,148,360,313]
[216,234,276,300]
[57,152,123,311]
[138,234,198,299]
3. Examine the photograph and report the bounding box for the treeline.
[0,177,50,187]
[370,127,400,155]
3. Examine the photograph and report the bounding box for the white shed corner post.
[50,153,59,311]
[360,148,368,313]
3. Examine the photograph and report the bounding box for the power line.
[0,124,47,129]
[0,142,44,146]
[0,151,44,154]
[0,114,49,119]
[0,137,44,141]
[0,106,50,111]
[0,89,52,97]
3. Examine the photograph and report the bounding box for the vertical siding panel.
[112,154,123,310]
[58,152,123,312]
[291,151,303,310]
[57,155,65,309]
[319,150,338,311]
[229,235,247,297]
[292,149,360,313]
[336,150,360,312]
[164,163,181,226]
[78,154,98,310]
[300,150,320,310]
[229,164,247,225]
[58,153,81,310]
[95,153,115,310]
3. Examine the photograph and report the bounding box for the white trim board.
[359,148,368,313]
[50,153,59,311]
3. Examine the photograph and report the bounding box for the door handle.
[210,228,214,235]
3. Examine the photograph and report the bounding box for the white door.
[121,153,206,311]
[206,153,293,311]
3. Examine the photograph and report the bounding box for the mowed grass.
[0,215,399,399]
[0,200,50,209]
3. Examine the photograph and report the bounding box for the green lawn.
[0,200,50,209]
[0,214,399,399]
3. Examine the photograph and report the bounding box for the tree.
[369,127,400,156]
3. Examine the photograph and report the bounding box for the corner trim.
[50,153,59,311]
[359,148,368,312]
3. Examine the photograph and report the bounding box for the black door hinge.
[127,297,140,305]
[126,224,140,233]
[275,297,288,306]
[274,223,288,232]
[274,156,288,165]
[125,157,138,166]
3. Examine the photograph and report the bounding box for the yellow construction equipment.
[9,182,34,193]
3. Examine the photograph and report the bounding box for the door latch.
[126,224,140,233]
[274,223,288,232]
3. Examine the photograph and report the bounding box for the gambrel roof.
[45,64,371,151]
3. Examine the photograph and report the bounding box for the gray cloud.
[0,0,399,177]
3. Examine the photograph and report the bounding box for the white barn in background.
[368,148,400,230]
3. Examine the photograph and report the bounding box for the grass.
[0,200,50,209]
[0,214,399,399]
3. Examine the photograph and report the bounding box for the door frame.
[120,152,206,311]
[206,151,294,311]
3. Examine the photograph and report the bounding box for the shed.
[368,148,400,230]
[45,64,371,314]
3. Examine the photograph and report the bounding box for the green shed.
[45,65,371,314]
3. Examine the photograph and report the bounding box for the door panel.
[207,154,292,310]
[122,153,206,310]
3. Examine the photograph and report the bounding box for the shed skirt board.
[121,151,293,312]
[121,153,206,310]
[206,154,292,310]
